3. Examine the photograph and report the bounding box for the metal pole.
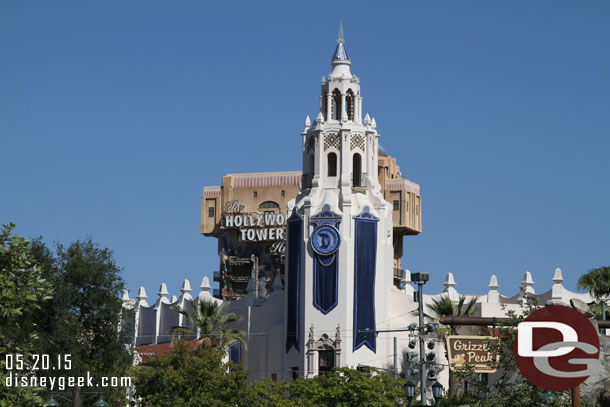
[394,336,398,379]
[418,282,427,405]
[572,385,580,407]
[602,301,606,320]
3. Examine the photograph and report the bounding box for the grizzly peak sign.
[446,335,499,373]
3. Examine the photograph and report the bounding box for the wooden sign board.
[446,335,499,373]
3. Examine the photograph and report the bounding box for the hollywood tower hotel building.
[198,28,422,379]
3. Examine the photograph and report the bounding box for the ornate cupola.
[321,22,362,124]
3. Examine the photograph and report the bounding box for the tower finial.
[331,21,350,64]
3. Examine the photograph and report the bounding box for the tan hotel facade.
[201,151,422,300]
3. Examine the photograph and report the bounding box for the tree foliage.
[171,298,246,349]
[251,366,405,407]
[0,223,53,407]
[31,237,133,407]
[578,266,610,305]
[133,342,252,407]
[134,342,405,407]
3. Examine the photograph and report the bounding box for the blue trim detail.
[286,209,302,353]
[353,206,378,353]
[310,206,341,315]
[229,341,241,363]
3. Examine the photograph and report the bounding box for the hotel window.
[253,191,258,198]
[393,200,399,211]
[259,201,280,213]
[281,190,285,197]
[208,207,215,217]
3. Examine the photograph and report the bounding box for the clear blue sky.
[2,1,609,300]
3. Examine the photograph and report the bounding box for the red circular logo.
[514,305,600,391]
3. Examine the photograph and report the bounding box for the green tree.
[250,366,405,407]
[577,266,610,319]
[31,238,133,407]
[133,342,253,407]
[425,294,478,397]
[171,298,246,349]
[0,223,53,407]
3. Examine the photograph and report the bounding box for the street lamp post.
[412,272,430,405]
[45,392,108,407]
[432,381,443,407]
[404,380,415,407]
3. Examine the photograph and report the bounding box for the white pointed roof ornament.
[551,267,564,301]
[121,289,130,302]
[364,113,371,126]
[552,267,564,284]
[487,275,499,303]
[158,283,169,297]
[137,287,147,300]
[157,283,170,304]
[181,279,192,294]
[200,276,211,291]
[136,287,149,306]
[521,271,535,294]
[444,272,456,289]
[316,111,324,125]
[371,117,377,129]
[488,275,499,290]
[443,272,458,301]
[305,115,311,128]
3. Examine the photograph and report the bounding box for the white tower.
[284,24,394,377]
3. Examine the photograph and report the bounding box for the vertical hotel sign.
[446,336,499,373]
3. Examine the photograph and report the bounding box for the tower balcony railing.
[351,172,368,189]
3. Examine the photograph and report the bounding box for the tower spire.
[332,20,350,64]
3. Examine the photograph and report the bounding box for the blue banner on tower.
[286,210,302,353]
[353,206,378,352]
[310,205,341,315]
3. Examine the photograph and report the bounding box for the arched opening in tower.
[327,152,337,177]
[352,153,362,187]
[332,89,341,120]
[346,89,355,121]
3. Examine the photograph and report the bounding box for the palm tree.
[577,266,610,320]
[425,294,478,398]
[171,298,247,349]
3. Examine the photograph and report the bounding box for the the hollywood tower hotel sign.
[223,200,287,243]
